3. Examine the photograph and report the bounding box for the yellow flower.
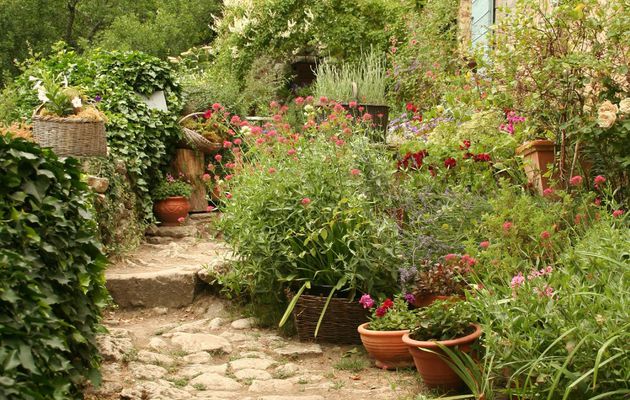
[618,98,630,114]
[598,100,618,115]
[597,111,616,129]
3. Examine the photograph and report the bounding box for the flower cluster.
[359,294,418,331]
[500,110,526,135]
[412,254,475,296]
[597,99,629,129]
[510,266,555,298]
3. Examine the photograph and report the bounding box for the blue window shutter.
[471,0,495,48]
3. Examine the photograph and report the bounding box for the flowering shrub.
[359,294,418,331]
[412,254,475,296]
[471,217,629,399]
[216,103,399,323]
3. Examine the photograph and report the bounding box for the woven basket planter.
[178,113,223,154]
[289,291,369,345]
[32,109,107,157]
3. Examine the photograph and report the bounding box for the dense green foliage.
[0,0,221,86]
[2,47,184,224]
[0,136,108,399]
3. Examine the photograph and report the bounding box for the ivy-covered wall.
[0,136,109,399]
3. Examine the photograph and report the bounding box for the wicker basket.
[32,106,107,157]
[289,291,369,344]
[178,113,222,154]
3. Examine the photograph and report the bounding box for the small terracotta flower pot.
[402,324,482,389]
[154,196,190,226]
[358,323,414,369]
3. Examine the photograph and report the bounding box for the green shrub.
[0,136,109,399]
[152,176,193,200]
[472,217,629,399]
[218,132,399,324]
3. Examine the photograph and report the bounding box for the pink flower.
[333,103,344,113]
[223,141,233,149]
[540,230,551,240]
[305,95,314,104]
[612,209,625,218]
[294,97,305,105]
[543,188,554,197]
[203,110,212,119]
[594,175,606,186]
[480,241,490,249]
[319,96,328,104]
[569,175,583,186]
[359,294,375,309]
[594,197,602,206]
[225,162,236,169]
[362,113,373,121]
[225,174,233,181]
[503,221,513,232]
[226,193,232,199]
[270,101,279,109]
[273,114,282,122]
[461,254,477,267]
[538,285,555,298]
[268,167,276,174]
[301,197,311,205]
[206,205,215,212]
[287,149,296,156]
[177,216,186,223]
[202,173,211,181]
[348,101,358,108]
[403,293,416,304]
[230,115,241,125]
[444,254,458,262]
[335,139,345,146]
[255,138,265,145]
[510,272,525,288]
[233,138,242,146]
[350,168,361,176]
[212,103,222,111]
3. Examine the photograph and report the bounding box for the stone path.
[88,216,422,400]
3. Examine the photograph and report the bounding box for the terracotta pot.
[412,294,462,308]
[357,323,414,369]
[515,140,557,195]
[154,196,190,226]
[402,324,482,389]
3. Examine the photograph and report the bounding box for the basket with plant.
[178,103,234,153]
[357,293,418,369]
[31,71,107,157]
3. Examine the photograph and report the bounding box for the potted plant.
[402,300,482,389]
[153,173,193,225]
[313,50,389,139]
[410,254,474,307]
[515,139,556,195]
[357,294,417,369]
[30,71,108,157]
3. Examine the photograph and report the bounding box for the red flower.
[569,175,583,186]
[612,209,625,218]
[233,138,242,146]
[294,97,305,105]
[405,103,417,113]
[540,230,551,240]
[444,157,457,169]
[474,153,491,162]
[503,221,513,232]
[381,298,394,309]
[480,241,490,249]
[460,140,471,150]
[225,174,233,181]
[301,198,311,205]
[375,306,388,317]
[203,110,212,119]
[319,96,328,104]
[212,103,222,111]
[226,193,232,199]
[268,167,276,174]
[214,154,223,162]
[543,188,554,197]
[350,168,361,176]
[594,175,606,188]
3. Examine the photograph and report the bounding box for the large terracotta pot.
[357,323,414,369]
[402,324,482,389]
[516,140,557,195]
[154,196,190,226]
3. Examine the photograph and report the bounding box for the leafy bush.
[218,127,399,323]
[152,175,193,200]
[2,46,183,222]
[0,136,108,399]
[410,300,477,341]
[472,217,629,399]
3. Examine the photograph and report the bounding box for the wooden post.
[172,148,208,212]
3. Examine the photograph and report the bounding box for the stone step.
[105,239,232,309]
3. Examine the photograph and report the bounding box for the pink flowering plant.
[152,173,192,200]
[412,254,475,297]
[215,103,400,325]
[359,294,419,331]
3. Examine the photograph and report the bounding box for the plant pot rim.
[516,139,555,155]
[402,323,482,348]
[156,196,188,201]
[358,322,410,336]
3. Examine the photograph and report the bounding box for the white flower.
[28,76,38,81]
[598,100,618,115]
[618,98,630,114]
[240,125,252,136]
[71,96,82,108]
[37,87,49,102]
[597,111,616,129]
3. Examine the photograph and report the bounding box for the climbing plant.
[0,135,109,399]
